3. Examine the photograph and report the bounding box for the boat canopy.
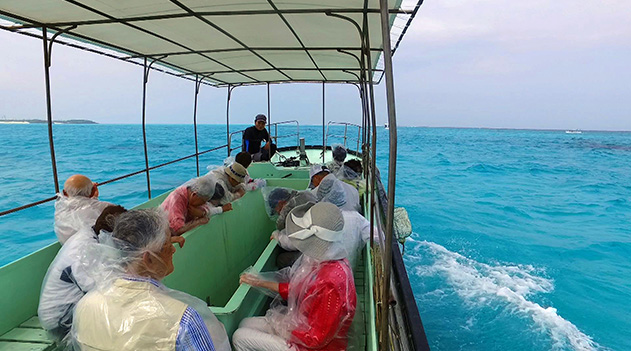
[0,0,420,86]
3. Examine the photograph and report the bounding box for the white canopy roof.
[0,0,420,86]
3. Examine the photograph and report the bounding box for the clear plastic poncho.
[206,167,244,204]
[54,195,112,244]
[335,165,366,197]
[315,174,361,213]
[247,255,357,351]
[38,227,99,343]
[69,230,230,351]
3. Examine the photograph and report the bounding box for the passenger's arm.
[174,217,209,236]
[176,307,215,351]
[239,273,280,293]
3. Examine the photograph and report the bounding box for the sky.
[0,0,630,130]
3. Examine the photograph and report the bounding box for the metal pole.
[322,82,326,163]
[267,83,271,136]
[226,85,232,156]
[378,0,399,348]
[141,57,152,199]
[193,75,201,177]
[41,27,60,193]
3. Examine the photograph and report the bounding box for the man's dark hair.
[93,205,127,235]
[344,159,363,174]
[235,151,252,168]
[212,183,225,200]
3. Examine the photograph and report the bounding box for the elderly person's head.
[187,176,216,206]
[316,175,347,208]
[268,188,296,215]
[285,202,347,261]
[332,145,347,163]
[309,165,331,189]
[112,209,179,280]
[225,163,247,187]
[63,174,98,198]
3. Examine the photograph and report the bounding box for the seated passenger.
[266,188,317,268]
[207,163,248,202]
[55,174,113,244]
[234,202,356,351]
[316,181,373,266]
[71,209,230,351]
[337,159,366,196]
[161,176,230,236]
[307,165,331,190]
[326,145,347,174]
[39,205,127,342]
[242,114,277,162]
[316,174,360,213]
[235,151,266,191]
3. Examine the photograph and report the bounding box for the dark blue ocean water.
[1,124,629,351]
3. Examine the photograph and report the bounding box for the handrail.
[324,121,362,152]
[0,144,228,218]
[227,120,300,156]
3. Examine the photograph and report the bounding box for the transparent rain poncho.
[335,165,366,197]
[38,227,99,343]
[236,203,357,351]
[315,174,360,213]
[54,195,112,244]
[206,166,246,203]
[325,144,347,175]
[70,209,230,351]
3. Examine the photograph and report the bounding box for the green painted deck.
[0,155,376,351]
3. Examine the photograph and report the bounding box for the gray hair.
[112,208,169,254]
[64,180,93,197]
[187,176,216,200]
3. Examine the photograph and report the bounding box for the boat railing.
[227,120,300,156]
[325,121,362,153]
[0,144,228,218]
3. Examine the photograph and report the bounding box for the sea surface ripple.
[1,125,630,350]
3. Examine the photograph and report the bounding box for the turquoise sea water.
[1,124,630,351]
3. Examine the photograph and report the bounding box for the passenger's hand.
[197,217,209,225]
[270,230,279,241]
[237,188,246,197]
[240,273,263,287]
[222,203,233,212]
[171,236,185,248]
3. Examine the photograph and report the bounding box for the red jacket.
[279,259,357,351]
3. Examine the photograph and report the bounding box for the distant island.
[0,119,97,124]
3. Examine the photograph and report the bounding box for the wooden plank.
[0,341,52,351]
[0,328,51,343]
[19,317,42,329]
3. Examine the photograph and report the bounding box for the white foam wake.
[415,240,602,351]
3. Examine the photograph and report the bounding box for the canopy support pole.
[41,25,75,194]
[226,84,233,156]
[378,0,399,349]
[193,74,202,177]
[322,82,326,163]
[267,83,271,137]
[140,55,166,199]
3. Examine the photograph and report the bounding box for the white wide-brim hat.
[286,202,347,261]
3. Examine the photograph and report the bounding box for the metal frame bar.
[7,8,410,28]
[41,26,60,193]
[128,46,380,60]
[193,75,203,177]
[322,83,326,163]
[378,0,399,348]
[61,0,259,84]
[0,144,228,218]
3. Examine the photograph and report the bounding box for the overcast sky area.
[0,0,630,130]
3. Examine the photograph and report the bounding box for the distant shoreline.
[0,121,628,132]
[0,119,97,125]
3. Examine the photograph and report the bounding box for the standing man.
[242,114,277,161]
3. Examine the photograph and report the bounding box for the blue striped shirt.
[122,276,215,351]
